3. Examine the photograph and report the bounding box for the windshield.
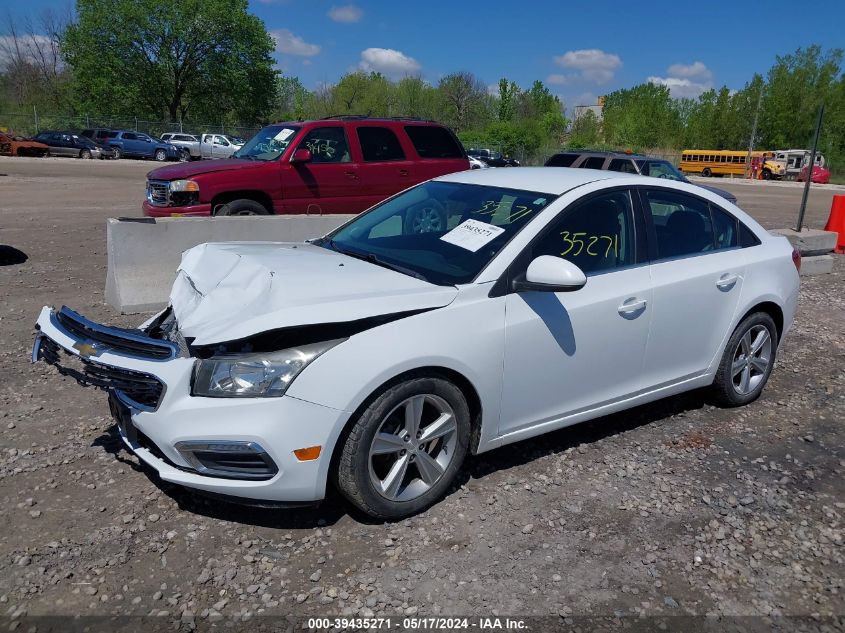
[232,125,300,161]
[320,181,556,285]
[639,160,685,181]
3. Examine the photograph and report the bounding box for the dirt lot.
[1,157,843,631]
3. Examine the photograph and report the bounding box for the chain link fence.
[0,110,262,142]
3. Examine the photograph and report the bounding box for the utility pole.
[795,104,824,232]
[33,106,39,133]
[744,87,763,178]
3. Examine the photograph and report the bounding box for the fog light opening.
[175,440,278,480]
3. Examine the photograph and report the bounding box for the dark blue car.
[103,130,182,161]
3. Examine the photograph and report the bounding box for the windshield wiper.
[330,242,427,281]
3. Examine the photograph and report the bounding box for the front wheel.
[762,169,772,180]
[178,149,190,162]
[336,376,470,519]
[214,198,269,216]
[112,147,121,160]
[80,149,92,159]
[154,149,167,161]
[711,312,778,407]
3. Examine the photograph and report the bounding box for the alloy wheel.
[410,206,444,233]
[368,394,458,502]
[731,325,772,395]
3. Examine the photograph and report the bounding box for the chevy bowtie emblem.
[73,341,101,358]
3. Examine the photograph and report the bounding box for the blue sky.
[6,0,845,111]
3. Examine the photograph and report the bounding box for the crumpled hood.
[147,158,263,181]
[170,242,458,345]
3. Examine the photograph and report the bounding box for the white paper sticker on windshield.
[440,219,505,252]
[274,129,294,141]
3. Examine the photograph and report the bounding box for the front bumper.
[142,200,213,217]
[33,306,348,503]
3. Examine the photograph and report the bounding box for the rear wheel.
[336,376,470,519]
[178,149,190,162]
[701,167,712,177]
[711,312,778,407]
[112,147,121,160]
[214,198,269,216]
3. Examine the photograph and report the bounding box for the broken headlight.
[191,339,344,398]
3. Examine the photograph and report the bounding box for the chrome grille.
[146,180,170,207]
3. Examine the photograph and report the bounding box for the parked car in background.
[199,134,243,159]
[468,155,488,169]
[33,131,104,159]
[0,132,48,157]
[160,133,201,160]
[546,150,738,205]
[103,130,182,161]
[797,164,831,184]
[467,148,520,167]
[142,116,469,217]
[35,168,799,518]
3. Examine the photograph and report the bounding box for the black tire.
[335,376,471,520]
[762,169,772,180]
[711,312,778,407]
[178,149,190,162]
[701,167,712,177]
[80,149,92,159]
[214,198,269,216]
[154,149,167,162]
[112,147,121,160]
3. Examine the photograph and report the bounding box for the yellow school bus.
[680,149,772,177]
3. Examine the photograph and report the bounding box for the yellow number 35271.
[560,232,619,258]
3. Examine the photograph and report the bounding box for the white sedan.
[32,168,800,519]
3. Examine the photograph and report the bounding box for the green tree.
[62,0,277,123]
[274,76,309,121]
[567,110,602,148]
[497,77,519,122]
[602,83,680,148]
[436,71,490,133]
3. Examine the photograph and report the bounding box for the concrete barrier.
[105,215,354,313]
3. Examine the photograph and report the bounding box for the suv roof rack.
[318,115,437,123]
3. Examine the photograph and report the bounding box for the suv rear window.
[580,156,605,170]
[404,126,464,159]
[546,153,578,167]
[357,126,405,161]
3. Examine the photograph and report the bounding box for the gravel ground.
[0,157,843,631]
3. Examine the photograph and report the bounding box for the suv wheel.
[336,376,470,519]
[214,199,269,216]
[112,147,121,160]
[178,149,190,162]
[154,149,167,161]
[711,312,778,407]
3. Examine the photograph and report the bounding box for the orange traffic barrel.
[824,195,845,254]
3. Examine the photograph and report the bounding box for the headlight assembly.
[191,339,344,398]
[170,179,199,192]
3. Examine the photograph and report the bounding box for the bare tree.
[437,71,488,133]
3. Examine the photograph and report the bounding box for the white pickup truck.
[159,133,244,160]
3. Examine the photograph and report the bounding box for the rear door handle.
[716,273,739,290]
[618,297,647,315]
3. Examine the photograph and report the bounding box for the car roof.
[435,166,630,194]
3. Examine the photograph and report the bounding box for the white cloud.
[553,49,621,84]
[0,34,55,69]
[648,76,711,98]
[271,29,320,57]
[666,61,712,81]
[546,73,575,86]
[328,4,363,23]
[359,47,420,78]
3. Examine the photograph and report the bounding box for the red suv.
[142,117,469,217]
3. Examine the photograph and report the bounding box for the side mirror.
[291,148,312,163]
[513,256,587,293]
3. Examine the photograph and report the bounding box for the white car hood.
[170,242,458,345]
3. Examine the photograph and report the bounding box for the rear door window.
[403,126,464,159]
[644,189,716,259]
[122,132,137,140]
[580,156,606,170]
[357,126,406,161]
[546,153,579,167]
[608,158,638,174]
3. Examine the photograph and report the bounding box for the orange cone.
[824,195,845,254]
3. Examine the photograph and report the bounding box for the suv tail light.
[791,247,801,272]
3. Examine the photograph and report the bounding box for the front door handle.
[344,171,358,180]
[398,169,409,176]
[618,297,647,316]
[716,273,739,290]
